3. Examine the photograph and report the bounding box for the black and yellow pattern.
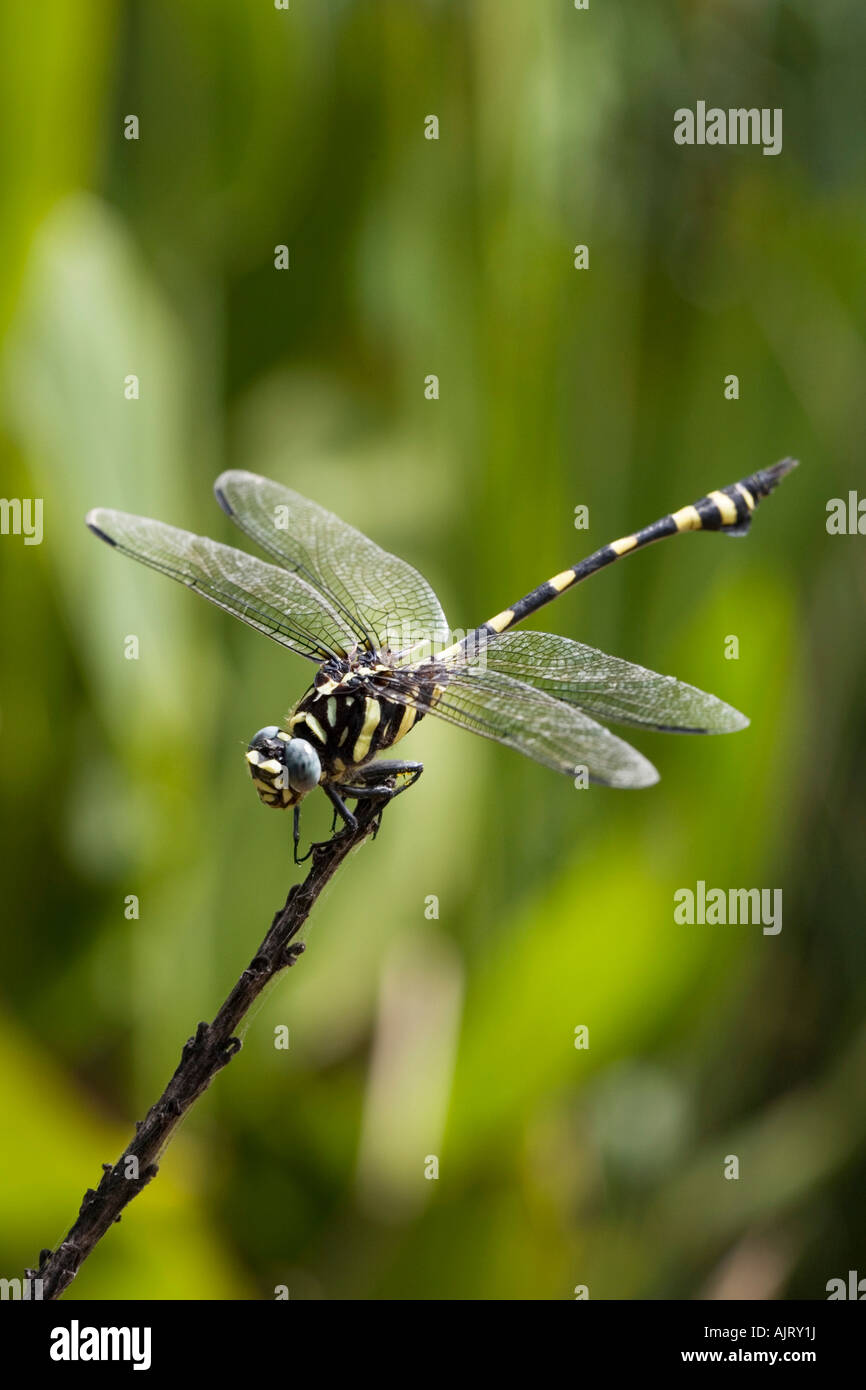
[86,458,796,855]
[289,672,423,779]
[476,459,797,640]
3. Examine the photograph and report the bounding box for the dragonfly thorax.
[244,655,428,812]
[294,660,424,783]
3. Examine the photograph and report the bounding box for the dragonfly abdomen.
[476,458,797,640]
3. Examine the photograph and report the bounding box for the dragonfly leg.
[324,782,358,831]
[294,784,358,863]
[293,804,322,865]
[295,765,423,862]
[336,762,423,841]
[341,761,424,800]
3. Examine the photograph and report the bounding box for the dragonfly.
[86,458,796,860]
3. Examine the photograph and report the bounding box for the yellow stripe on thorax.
[290,711,327,744]
[393,704,417,745]
[352,697,382,763]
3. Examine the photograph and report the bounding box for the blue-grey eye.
[283,739,321,793]
[248,725,281,750]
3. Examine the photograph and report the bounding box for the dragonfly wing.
[481,631,748,733]
[86,509,358,662]
[214,471,449,658]
[381,664,659,788]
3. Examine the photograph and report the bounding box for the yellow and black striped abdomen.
[477,459,795,640]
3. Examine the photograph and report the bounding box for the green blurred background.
[1,1,864,1300]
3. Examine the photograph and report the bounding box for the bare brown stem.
[27,798,385,1301]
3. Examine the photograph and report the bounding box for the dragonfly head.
[245,726,322,808]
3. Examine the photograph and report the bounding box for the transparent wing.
[481,631,748,734]
[380,664,660,788]
[86,509,358,662]
[214,471,449,658]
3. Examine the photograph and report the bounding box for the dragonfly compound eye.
[282,738,322,794]
[248,726,282,749]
